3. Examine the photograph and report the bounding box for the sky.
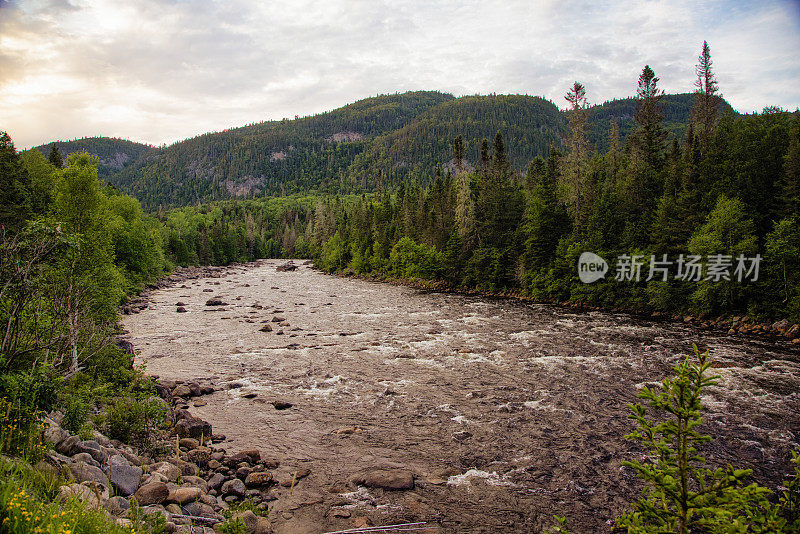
[1,0,799,149]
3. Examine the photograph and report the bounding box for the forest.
[1,41,799,533]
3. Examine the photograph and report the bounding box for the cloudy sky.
[1,0,798,149]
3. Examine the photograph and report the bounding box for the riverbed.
[122,260,800,533]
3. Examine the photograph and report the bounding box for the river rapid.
[122,260,800,533]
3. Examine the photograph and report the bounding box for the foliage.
[616,347,780,533]
[102,389,168,452]
[0,456,145,534]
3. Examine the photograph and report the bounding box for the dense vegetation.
[35,90,735,211]
[285,63,799,322]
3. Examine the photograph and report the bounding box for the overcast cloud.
[1,0,798,149]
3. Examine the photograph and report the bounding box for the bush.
[104,395,167,452]
[0,456,141,534]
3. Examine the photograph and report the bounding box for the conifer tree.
[691,41,720,150]
[562,82,591,234]
[48,144,64,168]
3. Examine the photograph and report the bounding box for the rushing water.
[122,260,800,533]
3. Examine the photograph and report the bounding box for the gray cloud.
[0,0,798,149]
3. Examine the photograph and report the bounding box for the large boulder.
[350,469,414,490]
[108,455,143,497]
[175,416,212,440]
[58,483,102,509]
[68,461,111,497]
[134,481,169,506]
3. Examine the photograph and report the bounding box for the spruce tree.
[691,41,720,150]
[48,144,64,168]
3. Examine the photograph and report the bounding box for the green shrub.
[616,347,784,533]
[104,395,167,452]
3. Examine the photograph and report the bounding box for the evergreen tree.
[48,144,64,169]
[633,65,667,170]
[453,135,465,172]
[690,41,720,150]
[562,82,592,234]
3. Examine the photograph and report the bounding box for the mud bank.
[121,260,800,533]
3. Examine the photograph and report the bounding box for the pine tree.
[562,82,592,234]
[691,41,720,150]
[48,144,64,168]
[633,65,667,170]
[453,135,465,173]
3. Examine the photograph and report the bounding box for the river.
[122,260,800,533]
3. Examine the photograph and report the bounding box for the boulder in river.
[350,468,414,490]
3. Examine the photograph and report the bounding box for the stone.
[72,452,99,467]
[186,446,211,466]
[244,471,273,487]
[255,517,272,534]
[183,501,220,519]
[271,316,285,323]
[182,476,209,493]
[205,298,226,306]
[350,469,414,490]
[44,420,69,447]
[58,483,101,509]
[221,478,247,497]
[176,307,187,313]
[179,438,199,450]
[259,324,273,332]
[68,461,110,496]
[151,462,181,483]
[208,473,226,491]
[73,440,108,464]
[172,384,193,398]
[177,459,199,477]
[236,466,252,479]
[233,510,259,534]
[176,416,212,440]
[134,481,169,505]
[106,495,130,516]
[225,452,252,467]
[108,454,143,497]
[168,487,202,505]
[272,401,292,410]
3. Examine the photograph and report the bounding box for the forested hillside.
[33,137,152,179]
[34,90,733,210]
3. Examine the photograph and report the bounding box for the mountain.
[33,91,734,210]
[32,137,153,179]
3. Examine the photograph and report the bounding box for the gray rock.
[221,478,246,497]
[106,495,131,516]
[44,419,69,447]
[73,440,108,464]
[56,435,80,456]
[108,455,143,496]
[68,461,111,496]
[207,473,226,491]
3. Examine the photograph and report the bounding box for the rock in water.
[350,469,414,490]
